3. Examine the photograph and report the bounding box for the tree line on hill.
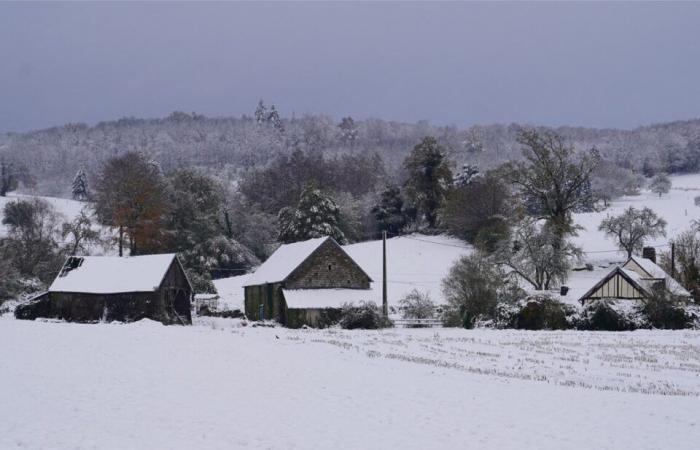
[1,102,699,199]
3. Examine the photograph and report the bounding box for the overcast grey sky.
[1,2,699,133]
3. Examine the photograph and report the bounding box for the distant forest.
[1,104,699,197]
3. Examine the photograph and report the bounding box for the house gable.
[622,258,654,279]
[285,238,372,290]
[579,267,649,303]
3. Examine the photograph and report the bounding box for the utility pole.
[382,230,388,317]
[671,241,676,279]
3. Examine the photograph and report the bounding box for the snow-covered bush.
[442,253,523,328]
[513,294,575,330]
[340,302,392,330]
[577,300,639,331]
[636,290,693,330]
[399,290,435,326]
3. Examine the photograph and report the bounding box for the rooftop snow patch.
[49,254,178,294]
[282,288,379,309]
[244,237,329,286]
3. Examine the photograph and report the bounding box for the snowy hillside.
[0,193,86,237]
[573,173,700,261]
[2,319,699,449]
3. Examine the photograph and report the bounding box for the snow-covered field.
[2,318,699,449]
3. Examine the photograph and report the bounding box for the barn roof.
[244,236,371,286]
[49,253,184,294]
[282,288,379,309]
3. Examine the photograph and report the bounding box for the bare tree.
[495,220,581,291]
[509,130,598,238]
[598,207,666,258]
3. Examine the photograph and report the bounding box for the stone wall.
[285,240,371,290]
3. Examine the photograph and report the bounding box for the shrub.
[442,254,506,328]
[399,290,435,326]
[513,295,574,330]
[340,302,393,330]
[577,300,638,331]
[637,290,692,329]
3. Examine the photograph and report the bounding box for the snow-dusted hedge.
[340,302,393,330]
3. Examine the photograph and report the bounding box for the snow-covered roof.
[282,288,379,309]
[49,254,179,294]
[244,237,330,286]
[624,256,691,297]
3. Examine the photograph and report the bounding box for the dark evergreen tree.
[403,136,453,229]
[371,185,407,235]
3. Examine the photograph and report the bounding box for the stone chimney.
[642,246,656,264]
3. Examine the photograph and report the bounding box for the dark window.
[328,265,332,271]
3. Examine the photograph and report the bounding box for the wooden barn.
[579,254,691,303]
[244,236,376,328]
[16,254,193,325]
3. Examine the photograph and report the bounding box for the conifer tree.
[278,186,346,244]
[71,168,89,201]
[403,136,452,228]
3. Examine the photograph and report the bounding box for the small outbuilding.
[579,254,691,303]
[15,253,192,325]
[244,236,376,328]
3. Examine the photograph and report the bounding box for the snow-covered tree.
[61,207,101,255]
[442,253,512,328]
[453,164,480,187]
[399,289,435,321]
[71,168,89,201]
[650,173,671,197]
[495,220,581,291]
[338,116,359,145]
[268,105,283,132]
[278,186,347,244]
[254,100,268,124]
[403,136,452,228]
[598,207,667,258]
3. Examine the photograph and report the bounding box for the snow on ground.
[344,234,470,308]
[2,319,699,449]
[212,273,250,311]
[573,173,700,263]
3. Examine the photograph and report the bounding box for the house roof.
[243,236,372,286]
[49,253,184,294]
[624,255,691,297]
[578,255,691,302]
[282,288,378,309]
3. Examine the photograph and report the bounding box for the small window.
[328,264,332,271]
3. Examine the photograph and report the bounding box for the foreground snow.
[2,319,699,449]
